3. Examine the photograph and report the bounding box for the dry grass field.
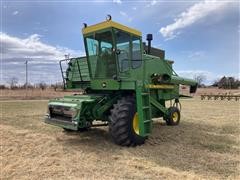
[1,89,240,179]
[0,89,75,100]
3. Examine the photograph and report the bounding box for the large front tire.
[109,96,146,146]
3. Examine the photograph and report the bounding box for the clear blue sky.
[1,0,239,85]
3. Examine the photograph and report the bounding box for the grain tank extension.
[45,17,197,146]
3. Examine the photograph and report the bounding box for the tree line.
[1,75,239,90]
[0,77,63,91]
[212,76,240,89]
[194,74,239,89]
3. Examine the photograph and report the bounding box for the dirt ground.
[1,97,239,179]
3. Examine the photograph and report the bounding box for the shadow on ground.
[56,119,239,178]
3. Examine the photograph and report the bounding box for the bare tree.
[0,84,7,89]
[216,76,240,89]
[7,77,19,89]
[194,74,206,87]
[51,82,64,91]
[51,84,57,91]
[212,78,220,87]
[38,81,47,90]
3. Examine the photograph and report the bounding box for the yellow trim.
[146,84,175,89]
[133,113,139,135]
[82,20,142,36]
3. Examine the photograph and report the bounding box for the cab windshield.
[85,30,117,78]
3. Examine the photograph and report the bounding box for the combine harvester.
[45,16,197,146]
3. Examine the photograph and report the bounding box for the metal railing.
[59,58,90,89]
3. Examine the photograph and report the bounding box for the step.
[144,119,152,123]
[142,106,150,109]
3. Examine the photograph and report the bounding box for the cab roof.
[82,20,142,37]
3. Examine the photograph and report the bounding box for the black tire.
[109,96,146,146]
[166,107,180,126]
[63,128,74,132]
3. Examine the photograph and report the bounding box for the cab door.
[130,36,143,80]
[115,30,131,79]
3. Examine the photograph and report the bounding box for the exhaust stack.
[146,34,153,54]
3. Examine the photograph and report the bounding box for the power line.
[25,60,28,98]
[25,60,28,89]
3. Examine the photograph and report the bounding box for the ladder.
[136,85,152,136]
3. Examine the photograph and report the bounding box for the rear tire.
[166,107,180,126]
[109,96,146,146]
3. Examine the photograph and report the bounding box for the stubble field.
[0,90,240,179]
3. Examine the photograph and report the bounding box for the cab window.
[132,36,142,68]
[85,30,116,78]
[115,30,130,72]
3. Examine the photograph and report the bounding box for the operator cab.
[82,18,143,81]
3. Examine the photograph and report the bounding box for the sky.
[1,0,239,85]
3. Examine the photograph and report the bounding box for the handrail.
[59,58,70,89]
[76,60,83,81]
[59,58,90,89]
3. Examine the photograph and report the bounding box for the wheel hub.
[133,113,139,135]
[172,112,178,122]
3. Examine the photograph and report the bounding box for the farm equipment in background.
[45,16,197,146]
[201,93,240,101]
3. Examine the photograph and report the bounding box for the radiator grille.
[49,105,73,122]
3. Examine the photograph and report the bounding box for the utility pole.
[25,60,28,96]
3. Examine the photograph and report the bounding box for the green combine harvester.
[45,16,197,146]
